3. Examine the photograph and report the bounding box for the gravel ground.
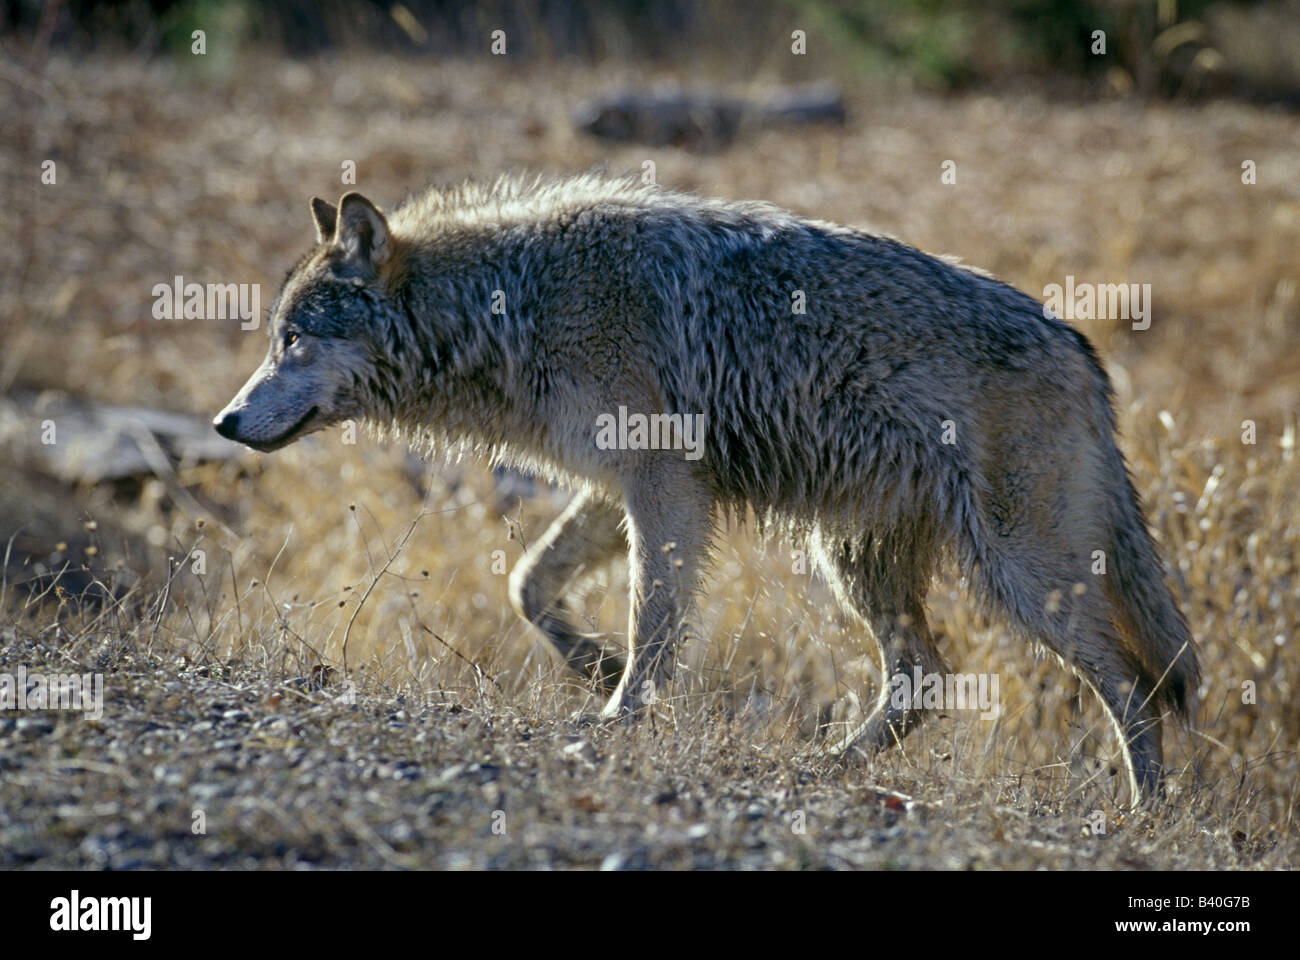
[1,624,1276,870]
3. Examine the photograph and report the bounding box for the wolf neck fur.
[374,237,548,474]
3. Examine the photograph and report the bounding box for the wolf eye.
[284,331,299,348]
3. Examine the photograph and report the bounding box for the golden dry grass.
[2,52,1297,867]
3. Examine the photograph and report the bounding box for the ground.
[0,626,1274,869]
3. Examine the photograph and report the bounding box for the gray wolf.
[213,173,1199,804]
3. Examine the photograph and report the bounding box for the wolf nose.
[213,412,240,440]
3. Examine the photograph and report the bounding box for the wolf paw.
[566,711,621,729]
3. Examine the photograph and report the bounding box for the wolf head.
[213,193,403,452]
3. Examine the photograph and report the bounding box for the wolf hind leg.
[969,400,1178,805]
[508,489,627,691]
[975,542,1166,806]
[814,530,948,759]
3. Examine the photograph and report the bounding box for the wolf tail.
[1104,454,1200,717]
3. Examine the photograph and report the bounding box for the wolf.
[213,173,1199,803]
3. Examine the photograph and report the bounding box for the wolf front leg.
[601,464,713,719]
[508,489,628,691]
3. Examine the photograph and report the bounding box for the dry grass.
[1,52,1297,868]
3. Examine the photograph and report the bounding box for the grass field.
[1,52,1297,868]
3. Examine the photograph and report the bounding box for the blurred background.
[1,1,1297,815]
[7,0,1300,95]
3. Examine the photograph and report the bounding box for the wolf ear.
[310,197,338,244]
[335,192,391,268]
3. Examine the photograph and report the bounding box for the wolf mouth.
[247,405,319,452]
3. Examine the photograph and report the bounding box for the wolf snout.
[212,411,241,440]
